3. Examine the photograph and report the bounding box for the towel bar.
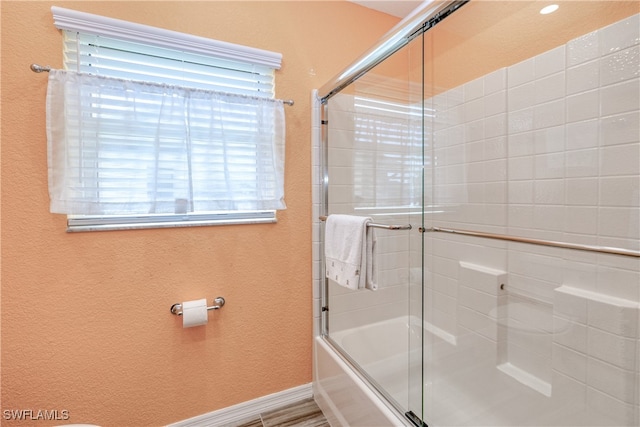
[426,227,640,258]
[319,215,412,230]
[170,297,225,315]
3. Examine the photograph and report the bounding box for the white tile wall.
[457,262,508,366]
[553,283,639,414]
[314,88,421,334]
[430,13,639,424]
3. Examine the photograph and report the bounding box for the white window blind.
[48,9,286,231]
[63,31,277,96]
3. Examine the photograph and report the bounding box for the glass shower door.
[406,31,427,426]
[421,2,640,426]
[323,37,426,421]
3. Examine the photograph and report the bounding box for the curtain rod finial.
[31,64,51,73]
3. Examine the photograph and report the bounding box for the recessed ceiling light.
[540,4,559,15]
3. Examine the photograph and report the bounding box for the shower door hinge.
[321,120,328,125]
[321,306,329,312]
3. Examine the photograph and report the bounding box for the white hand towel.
[325,214,377,291]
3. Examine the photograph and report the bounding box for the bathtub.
[313,336,412,427]
[314,310,632,427]
[312,315,529,427]
[313,316,452,427]
[314,313,541,427]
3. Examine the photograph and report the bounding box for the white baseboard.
[167,383,313,427]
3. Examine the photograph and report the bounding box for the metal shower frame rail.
[318,0,468,103]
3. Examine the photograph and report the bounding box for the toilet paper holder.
[170,297,225,316]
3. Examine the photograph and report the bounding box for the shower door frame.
[318,1,640,426]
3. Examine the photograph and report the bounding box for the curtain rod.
[30,64,295,106]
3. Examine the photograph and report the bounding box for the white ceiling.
[348,0,424,18]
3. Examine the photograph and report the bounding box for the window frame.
[52,6,284,232]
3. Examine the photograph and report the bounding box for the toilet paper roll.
[182,298,208,328]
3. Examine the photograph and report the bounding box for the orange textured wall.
[0,1,399,425]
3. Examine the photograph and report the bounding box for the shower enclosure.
[313,1,640,426]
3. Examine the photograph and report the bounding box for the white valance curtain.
[46,70,286,215]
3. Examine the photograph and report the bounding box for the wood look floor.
[232,397,329,427]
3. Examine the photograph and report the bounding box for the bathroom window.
[48,7,286,231]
